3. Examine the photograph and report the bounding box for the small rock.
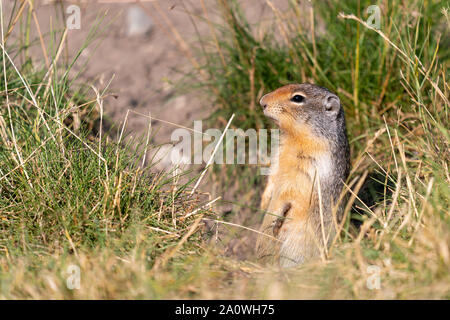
[126,6,153,37]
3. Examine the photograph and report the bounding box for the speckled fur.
[256,83,350,267]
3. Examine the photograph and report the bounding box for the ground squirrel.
[256,83,350,267]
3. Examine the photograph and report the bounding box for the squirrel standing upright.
[256,83,350,267]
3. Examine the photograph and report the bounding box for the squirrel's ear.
[324,95,340,117]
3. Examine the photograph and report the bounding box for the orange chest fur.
[267,130,330,217]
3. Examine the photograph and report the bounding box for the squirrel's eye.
[291,95,305,103]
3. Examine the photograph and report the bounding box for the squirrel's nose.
[260,95,268,110]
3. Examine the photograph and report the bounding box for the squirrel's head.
[260,83,345,139]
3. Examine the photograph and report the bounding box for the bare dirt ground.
[21,1,212,150]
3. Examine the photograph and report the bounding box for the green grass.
[0,0,449,299]
[0,1,212,299]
